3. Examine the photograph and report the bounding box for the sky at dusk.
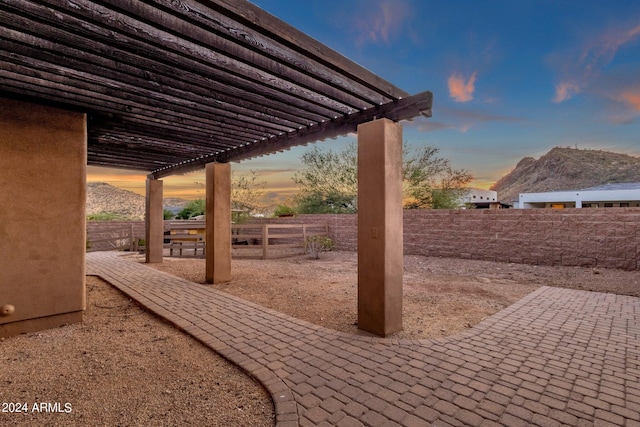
[88,0,640,201]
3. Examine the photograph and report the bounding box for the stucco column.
[0,98,86,337]
[206,162,231,283]
[357,118,403,336]
[145,178,164,263]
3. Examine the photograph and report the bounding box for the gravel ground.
[2,251,638,426]
[0,276,274,427]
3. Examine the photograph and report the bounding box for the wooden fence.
[86,221,328,259]
[232,223,328,259]
[123,221,327,259]
[86,223,143,252]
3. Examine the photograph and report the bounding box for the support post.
[0,98,86,337]
[262,224,269,260]
[357,118,403,336]
[145,178,164,263]
[206,162,231,283]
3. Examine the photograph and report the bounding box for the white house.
[515,182,640,209]
[461,188,500,209]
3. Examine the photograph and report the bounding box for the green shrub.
[176,199,205,219]
[87,211,125,221]
[273,205,296,217]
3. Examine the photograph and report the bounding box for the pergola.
[0,0,432,337]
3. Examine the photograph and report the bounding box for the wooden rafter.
[0,0,431,175]
[151,91,433,178]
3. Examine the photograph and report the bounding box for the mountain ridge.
[86,182,189,219]
[491,147,640,202]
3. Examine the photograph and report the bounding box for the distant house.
[515,182,640,209]
[461,188,502,209]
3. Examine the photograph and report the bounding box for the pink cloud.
[448,72,477,102]
[617,89,640,112]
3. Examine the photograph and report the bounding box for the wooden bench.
[164,221,205,257]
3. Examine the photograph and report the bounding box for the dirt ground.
[2,251,639,426]
[0,276,274,427]
[149,251,640,340]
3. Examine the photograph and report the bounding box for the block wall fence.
[86,208,640,270]
[251,208,640,271]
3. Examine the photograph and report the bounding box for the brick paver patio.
[87,252,640,427]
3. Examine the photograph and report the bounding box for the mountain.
[491,147,640,203]
[87,182,190,219]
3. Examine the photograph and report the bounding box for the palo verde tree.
[293,142,473,213]
[293,145,358,213]
[231,170,266,222]
[401,145,473,209]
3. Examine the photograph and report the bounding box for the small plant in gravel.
[304,235,334,259]
[273,205,296,217]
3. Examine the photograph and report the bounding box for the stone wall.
[88,208,640,270]
[265,209,640,270]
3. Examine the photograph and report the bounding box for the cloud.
[412,108,522,133]
[553,81,581,103]
[448,72,477,102]
[582,23,640,67]
[445,108,521,123]
[413,121,453,133]
[605,86,640,124]
[551,21,640,103]
[617,89,640,112]
[352,0,413,46]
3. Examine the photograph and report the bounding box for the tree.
[401,145,473,209]
[163,209,175,220]
[175,170,266,220]
[293,145,358,213]
[293,142,473,213]
[231,170,266,211]
[176,199,205,219]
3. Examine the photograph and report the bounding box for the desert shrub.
[176,199,205,219]
[304,235,334,259]
[163,209,175,220]
[273,205,296,217]
[87,211,125,221]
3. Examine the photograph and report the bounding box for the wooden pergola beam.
[150,91,433,178]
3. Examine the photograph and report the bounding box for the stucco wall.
[0,98,87,336]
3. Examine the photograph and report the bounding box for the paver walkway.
[87,252,640,427]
